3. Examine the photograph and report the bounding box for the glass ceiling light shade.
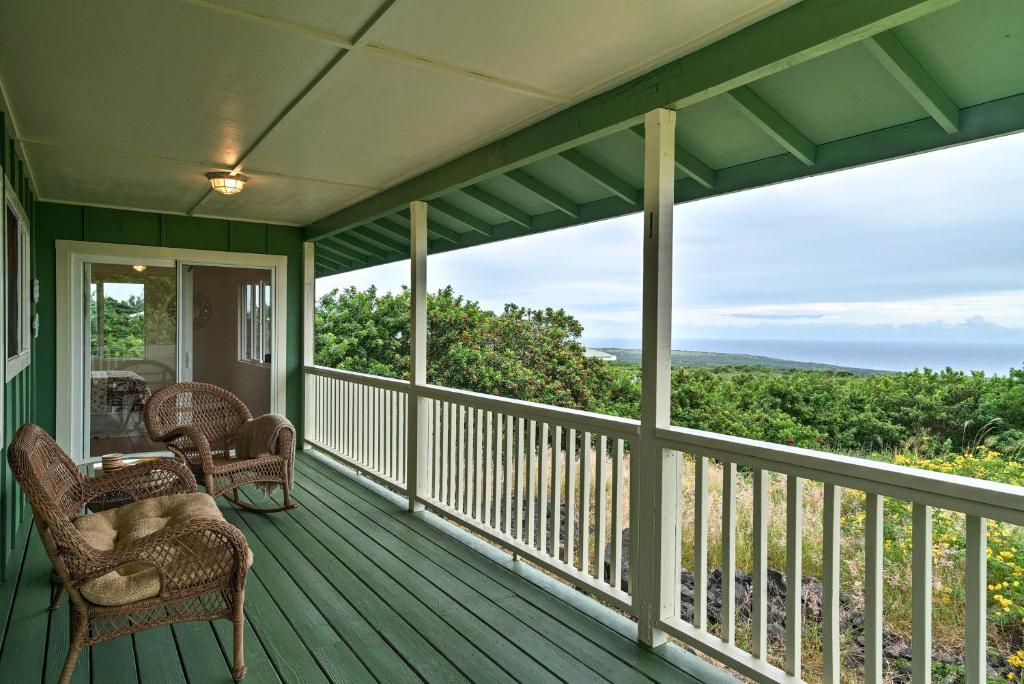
[206,171,248,196]
[131,264,147,272]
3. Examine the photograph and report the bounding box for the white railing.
[416,383,636,611]
[655,425,1024,684]
[305,366,409,487]
[304,365,1024,684]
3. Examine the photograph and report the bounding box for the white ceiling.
[0,0,794,227]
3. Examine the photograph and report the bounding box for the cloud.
[728,312,826,320]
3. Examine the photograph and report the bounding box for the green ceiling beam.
[431,200,493,236]
[332,233,391,259]
[864,30,959,134]
[396,208,461,244]
[355,225,408,253]
[559,149,639,205]
[627,126,715,189]
[725,87,816,165]
[315,251,350,271]
[316,240,366,266]
[369,218,411,243]
[461,186,532,228]
[306,0,959,240]
[505,169,579,218]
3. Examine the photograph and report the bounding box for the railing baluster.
[693,455,708,630]
[912,503,932,684]
[566,428,577,567]
[785,475,803,676]
[752,467,768,661]
[965,514,987,684]
[475,409,483,516]
[457,404,466,513]
[448,403,456,507]
[611,439,624,590]
[527,419,538,547]
[539,422,550,553]
[823,483,841,684]
[865,493,884,684]
[721,460,737,644]
[516,417,525,542]
[580,431,591,576]
[504,415,513,536]
[484,410,493,525]
[552,426,563,563]
[595,435,608,584]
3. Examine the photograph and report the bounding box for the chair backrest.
[144,382,252,451]
[7,424,87,526]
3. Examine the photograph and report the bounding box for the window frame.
[5,177,31,383]
[238,280,271,366]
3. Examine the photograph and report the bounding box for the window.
[5,194,30,380]
[238,281,271,365]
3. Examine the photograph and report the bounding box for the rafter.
[369,218,411,243]
[504,170,579,218]
[725,87,816,166]
[559,149,638,205]
[316,240,366,266]
[397,209,462,244]
[864,31,959,134]
[330,233,390,259]
[308,0,958,240]
[431,200,493,237]
[461,186,532,228]
[354,225,408,253]
[627,126,715,189]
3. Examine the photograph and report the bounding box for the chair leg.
[231,591,247,681]
[49,583,65,610]
[59,610,87,684]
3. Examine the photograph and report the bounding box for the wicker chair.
[7,424,249,683]
[144,382,296,512]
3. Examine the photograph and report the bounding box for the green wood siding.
[33,202,306,444]
[1,110,36,581]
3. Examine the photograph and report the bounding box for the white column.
[406,200,430,512]
[302,241,316,444]
[633,107,681,647]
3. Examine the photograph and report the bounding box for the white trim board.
[55,239,288,460]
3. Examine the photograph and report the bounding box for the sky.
[317,131,1024,352]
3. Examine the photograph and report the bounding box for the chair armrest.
[83,459,197,507]
[85,518,249,593]
[154,425,216,473]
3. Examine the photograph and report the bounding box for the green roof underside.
[306,0,1024,277]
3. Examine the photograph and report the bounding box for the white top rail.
[305,364,410,392]
[658,425,1024,526]
[416,383,641,441]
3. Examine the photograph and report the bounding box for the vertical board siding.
[1,111,36,581]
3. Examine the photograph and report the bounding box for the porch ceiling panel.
[198,174,369,227]
[23,142,209,216]
[0,0,339,168]
[367,0,798,97]
[243,50,547,188]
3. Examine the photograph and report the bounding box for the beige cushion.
[73,492,250,606]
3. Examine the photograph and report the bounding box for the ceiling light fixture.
[132,264,148,273]
[207,171,248,196]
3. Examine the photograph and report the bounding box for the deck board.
[0,451,730,683]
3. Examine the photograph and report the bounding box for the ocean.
[586,338,1024,376]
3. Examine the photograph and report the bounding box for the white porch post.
[406,200,430,512]
[633,107,681,647]
[302,241,316,443]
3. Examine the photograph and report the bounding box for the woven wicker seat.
[144,382,296,513]
[8,424,249,683]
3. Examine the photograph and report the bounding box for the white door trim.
[55,240,288,461]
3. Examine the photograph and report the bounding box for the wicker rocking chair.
[7,424,250,684]
[144,382,296,512]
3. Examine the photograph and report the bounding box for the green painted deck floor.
[0,453,727,683]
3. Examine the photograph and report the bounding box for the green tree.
[314,286,612,411]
